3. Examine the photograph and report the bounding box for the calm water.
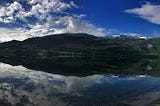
[0,62,160,106]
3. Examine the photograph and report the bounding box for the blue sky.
[71,0,160,37]
[0,0,160,42]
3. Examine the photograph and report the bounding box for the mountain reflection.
[0,62,160,106]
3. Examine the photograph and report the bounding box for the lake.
[0,62,160,106]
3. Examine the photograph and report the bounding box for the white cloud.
[0,1,24,23]
[125,2,160,25]
[70,1,78,8]
[0,28,31,42]
[0,0,106,42]
[53,16,105,36]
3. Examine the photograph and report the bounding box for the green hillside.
[0,33,158,75]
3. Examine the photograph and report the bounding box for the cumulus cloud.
[125,2,160,25]
[0,0,106,42]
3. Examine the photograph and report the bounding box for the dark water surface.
[0,62,160,106]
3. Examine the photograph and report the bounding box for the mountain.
[0,33,153,75]
[107,34,148,42]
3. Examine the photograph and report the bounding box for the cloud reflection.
[0,62,158,106]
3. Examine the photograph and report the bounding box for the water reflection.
[0,62,160,106]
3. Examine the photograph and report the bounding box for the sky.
[0,0,160,42]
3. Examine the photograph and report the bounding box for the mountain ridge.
[0,33,157,75]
